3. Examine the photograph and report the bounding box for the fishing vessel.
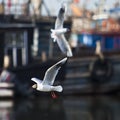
[0,0,120,96]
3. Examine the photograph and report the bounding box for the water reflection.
[90,97,113,120]
[0,100,13,120]
[63,96,120,120]
[0,95,120,120]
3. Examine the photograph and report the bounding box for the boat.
[0,1,120,97]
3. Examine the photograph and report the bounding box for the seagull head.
[61,2,67,11]
[32,84,37,89]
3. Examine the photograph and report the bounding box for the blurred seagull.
[31,57,67,98]
[51,3,73,57]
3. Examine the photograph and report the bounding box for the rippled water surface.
[0,95,120,120]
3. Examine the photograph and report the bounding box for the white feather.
[50,3,73,57]
[31,58,67,92]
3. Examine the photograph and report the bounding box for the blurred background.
[0,0,120,120]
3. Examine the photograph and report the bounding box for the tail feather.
[54,85,63,92]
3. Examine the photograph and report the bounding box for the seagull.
[50,3,73,57]
[31,57,67,98]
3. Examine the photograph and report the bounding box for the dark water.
[0,95,120,120]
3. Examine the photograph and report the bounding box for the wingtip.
[67,54,73,57]
[57,57,67,66]
[31,77,38,81]
[63,57,68,62]
[31,77,35,81]
[64,57,67,59]
[67,50,73,57]
[60,57,68,65]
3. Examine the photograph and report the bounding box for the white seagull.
[31,57,67,94]
[50,3,73,57]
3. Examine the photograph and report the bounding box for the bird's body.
[31,57,67,93]
[39,85,62,92]
[33,82,62,92]
[50,3,73,57]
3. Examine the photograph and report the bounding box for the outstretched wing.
[42,58,67,85]
[55,3,66,29]
[31,77,42,85]
[56,34,73,57]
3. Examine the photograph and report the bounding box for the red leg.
[51,91,58,99]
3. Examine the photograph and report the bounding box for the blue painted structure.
[78,32,120,52]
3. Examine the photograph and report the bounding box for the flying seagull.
[50,3,73,57]
[31,57,67,97]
